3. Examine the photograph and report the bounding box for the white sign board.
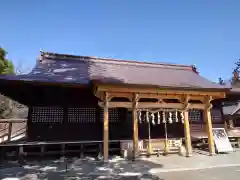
[212,128,233,153]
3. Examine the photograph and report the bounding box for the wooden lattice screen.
[211,109,223,123]
[68,108,96,123]
[188,109,223,123]
[189,109,202,123]
[99,108,121,123]
[31,107,64,123]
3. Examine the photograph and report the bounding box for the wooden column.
[8,122,12,142]
[103,92,109,162]
[183,109,192,157]
[132,93,139,160]
[204,96,215,155]
[147,122,152,155]
[163,112,169,155]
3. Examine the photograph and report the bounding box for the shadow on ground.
[0,156,164,180]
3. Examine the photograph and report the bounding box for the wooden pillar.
[8,122,12,142]
[204,96,215,155]
[132,93,139,160]
[183,110,192,157]
[103,92,109,162]
[163,112,169,155]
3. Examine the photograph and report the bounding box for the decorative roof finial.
[192,65,199,74]
[38,48,45,61]
[40,48,44,54]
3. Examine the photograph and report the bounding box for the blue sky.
[1,0,240,82]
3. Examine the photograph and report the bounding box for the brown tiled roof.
[0,52,227,90]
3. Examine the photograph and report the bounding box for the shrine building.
[0,51,229,161]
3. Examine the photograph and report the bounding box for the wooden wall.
[26,85,225,142]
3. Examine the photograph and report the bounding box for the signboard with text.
[212,128,233,153]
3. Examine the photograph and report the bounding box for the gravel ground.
[1,151,240,180]
[0,156,163,180]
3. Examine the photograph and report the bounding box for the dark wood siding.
[27,86,126,142]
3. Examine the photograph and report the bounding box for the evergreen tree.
[231,59,240,86]
[0,47,16,118]
[0,47,14,75]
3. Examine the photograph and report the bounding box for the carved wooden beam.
[204,96,213,110]
[97,85,226,99]
[179,95,189,111]
[98,101,205,109]
[94,87,225,103]
[188,95,205,103]
[138,93,182,101]
[132,93,139,102]
[108,92,133,101]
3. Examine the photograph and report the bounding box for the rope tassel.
[162,111,166,123]
[181,111,184,124]
[157,112,161,124]
[138,111,142,123]
[175,110,178,123]
[146,111,149,123]
[168,112,172,124]
[151,113,155,125]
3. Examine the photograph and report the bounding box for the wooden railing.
[0,119,27,143]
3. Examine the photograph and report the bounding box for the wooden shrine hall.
[0,52,229,161]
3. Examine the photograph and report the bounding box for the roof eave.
[92,80,230,92]
[0,77,89,89]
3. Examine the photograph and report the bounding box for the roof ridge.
[40,51,195,71]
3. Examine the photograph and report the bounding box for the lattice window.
[109,108,120,123]
[68,108,96,123]
[99,108,120,123]
[211,109,222,123]
[100,108,104,121]
[31,107,64,123]
[189,109,202,122]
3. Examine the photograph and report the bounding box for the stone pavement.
[158,166,240,180]
[147,150,240,173]
[1,150,240,179]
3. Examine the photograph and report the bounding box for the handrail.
[0,119,27,123]
[0,120,27,143]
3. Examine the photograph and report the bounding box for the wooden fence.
[0,119,27,143]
